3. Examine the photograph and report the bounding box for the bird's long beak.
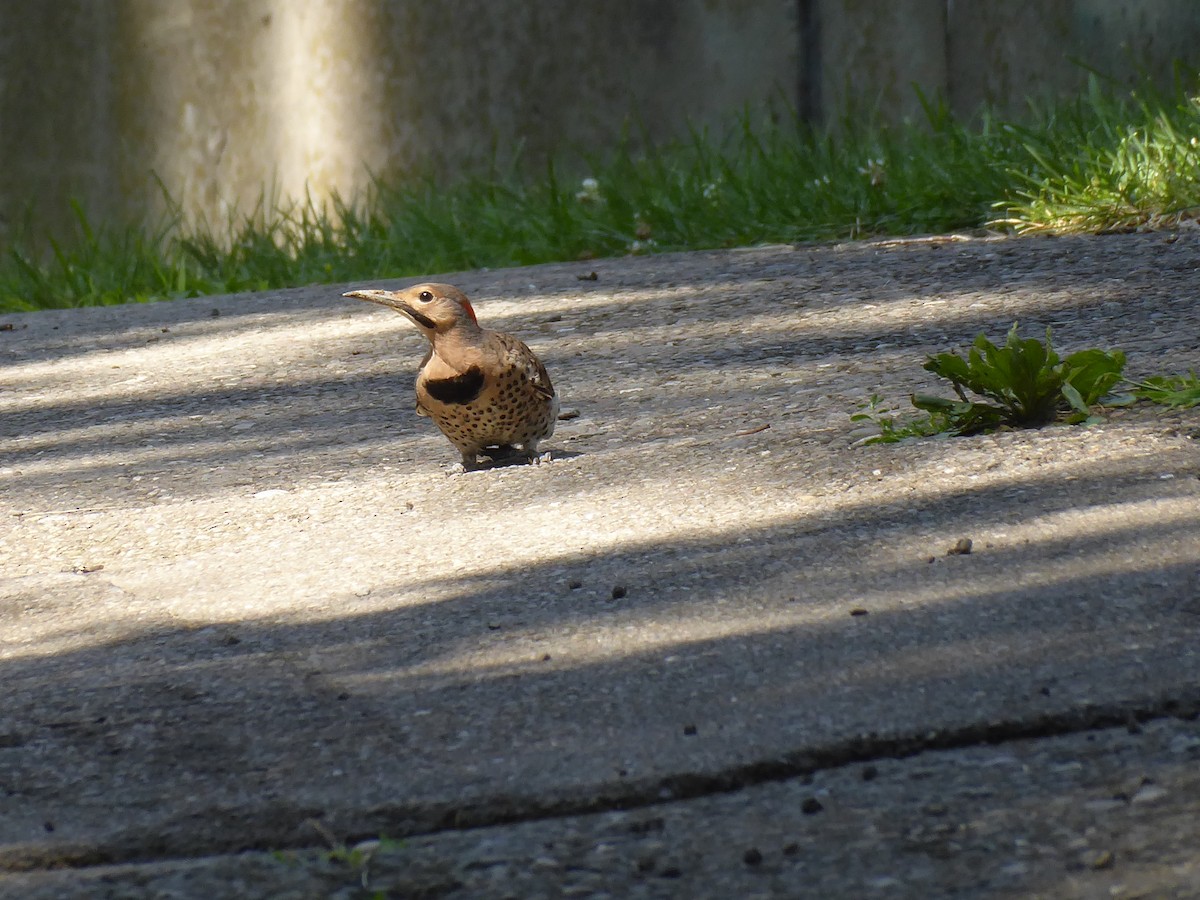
[343,289,405,312]
[344,288,438,330]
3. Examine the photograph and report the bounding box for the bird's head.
[343,283,479,335]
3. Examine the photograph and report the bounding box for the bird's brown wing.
[502,336,555,399]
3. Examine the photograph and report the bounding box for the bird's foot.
[450,454,487,475]
[477,445,533,468]
[451,447,551,473]
[499,445,552,467]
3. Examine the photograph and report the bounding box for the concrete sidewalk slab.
[7,716,1199,898]
[1,234,1198,880]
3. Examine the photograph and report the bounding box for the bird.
[343,283,559,471]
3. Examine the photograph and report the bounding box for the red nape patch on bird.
[459,299,478,324]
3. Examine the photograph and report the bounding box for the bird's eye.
[418,290,434,302]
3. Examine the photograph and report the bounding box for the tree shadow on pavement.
[2,451,1198,865]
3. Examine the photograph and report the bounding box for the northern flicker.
[344,283,559,471]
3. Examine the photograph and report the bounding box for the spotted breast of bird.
[343,283,559,471]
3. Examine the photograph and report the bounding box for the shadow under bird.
[344,283,559,471]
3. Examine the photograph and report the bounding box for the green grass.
[998,77,1200,233]
[2,74,1199,313]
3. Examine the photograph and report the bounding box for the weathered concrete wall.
[1,1,1198,240]
[945,0,1200,117]
[815,0,1200,123]
[0,0,799,238]
[815,0,948,123]
[0,4,118,236]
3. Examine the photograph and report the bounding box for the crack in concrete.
[9,690,1197,873]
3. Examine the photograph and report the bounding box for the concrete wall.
[0,0,799,238]
[944,1,1200,116]
[815,0,1200,123]
[1,1,1198,240]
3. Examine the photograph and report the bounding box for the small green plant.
[307,818,405,891]
[910,323,1127,435]
[850,324,1134,444]
[850,394,946,445]
[1130,371,1200,408]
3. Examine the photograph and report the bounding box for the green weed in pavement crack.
[1130,371,1200,409]
[914,322,1128,434]
[853,323,1132,443]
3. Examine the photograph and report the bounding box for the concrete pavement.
[2,233,1198,896]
